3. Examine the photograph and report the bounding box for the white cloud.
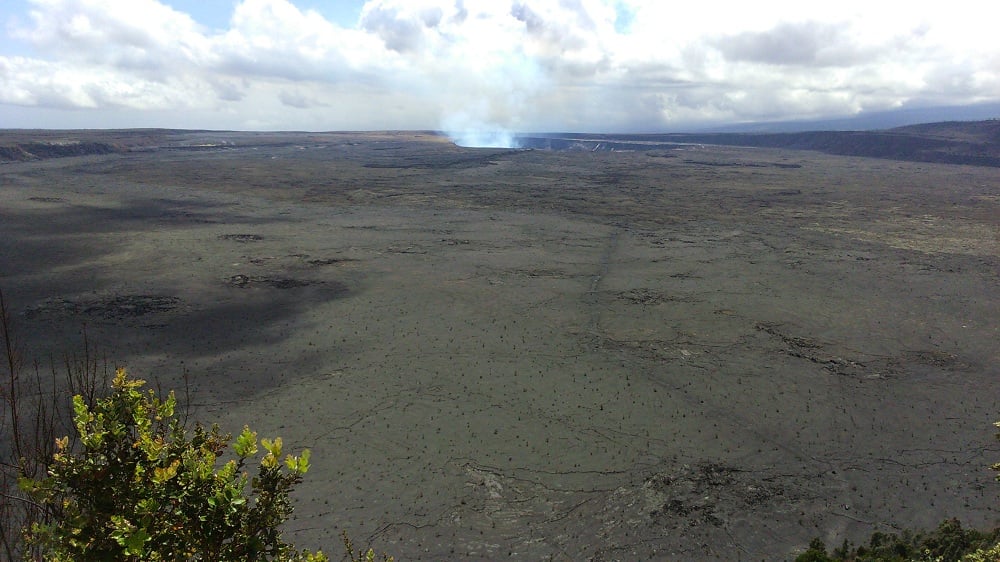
[0,0,997,132]
[0,55,211,109]
[15,0,212,69]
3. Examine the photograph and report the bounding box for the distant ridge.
[692,102,1000,133]
[517,120,1000,167]
[2,122,998,167]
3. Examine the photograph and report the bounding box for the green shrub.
[794,538,835,562]
[20,368,328,561]
[793,418,1000,562]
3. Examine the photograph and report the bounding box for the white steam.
[449,129,520,148]
[440,109,521,148]
[442,115,520,148]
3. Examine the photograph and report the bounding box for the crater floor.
[2,130,998,560]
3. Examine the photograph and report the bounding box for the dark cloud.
[279,89,326,108]
[510,2,593,58]
[360,4,442,53]
[510,3,545,35]
[211,78,247,102]
[450,0,468,24]
[712,21,863,67]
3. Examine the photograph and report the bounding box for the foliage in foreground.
[2,287,392,561]
[2,288,112,560]
[20,368,328,561]
[794,519,1000,562]
[795,421,1000,562]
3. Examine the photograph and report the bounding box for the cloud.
[0,0,997,133]
[15,0,212,70]
[712,21,861,67]
[215,0,389,83]
[360,2,443,53]
[209,78,248,102]
[0,56,210,109]
[278,88,327,109]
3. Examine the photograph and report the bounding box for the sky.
[1,0,998,138]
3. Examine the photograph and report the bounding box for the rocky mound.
[0,141,121,162]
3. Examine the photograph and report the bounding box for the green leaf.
[72,394,90,437]
[123,527,150,555]
[159,390,176,419]
[285,449,312,474]
[152,459,180,483]
[234,426,258,458]
[261,437,283,457]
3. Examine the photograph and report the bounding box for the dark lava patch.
[684,159,802,169]
[306,258,355,266]
[25,295,180,320]
[619,289,701,304]
[640,462,798,528]
[219,234,264,242]
[226,275,342,292]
